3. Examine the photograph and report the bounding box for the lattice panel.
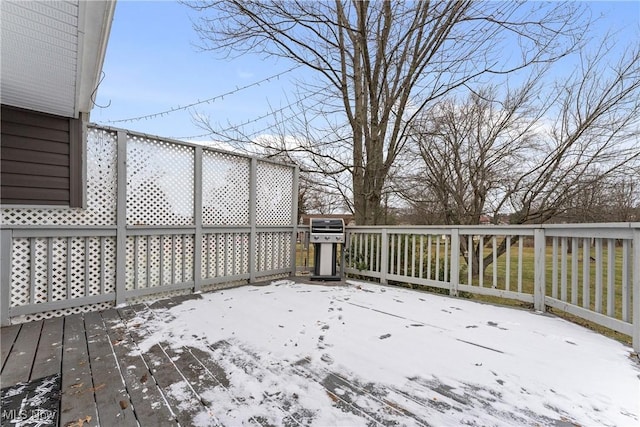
[201,234,216,279]
[19,302,115,324]
[125,236,137,291]
[127,135,194,226]
[253,232,293,272]
[174,235,186,284]
[69,237,84,298]
[161,236,172,286]
[34,239,48,303]
[127,289,192,306]
[51,238,68,301]
[183,235,194,283]
[125,234,195,290]
[215,234,225,276]
[279,233,292,269]
[103,237,117,293]
[256,161,294,226]
[87,238,101,295]
[10,236,117,309]
[201,280,245,293]
[202,150,250,225]
[1,127,117,226]
[255,232,271,272]
[238,233,249,274]
[11,239,30,307]
[148,236,161,287]
[203,233,249,277]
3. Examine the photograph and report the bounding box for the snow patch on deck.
[131,280,639,426]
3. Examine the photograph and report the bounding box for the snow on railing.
[344,224,640,352]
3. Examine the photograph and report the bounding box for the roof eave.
[75,0,117,118]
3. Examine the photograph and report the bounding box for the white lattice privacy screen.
[1,126,298,324]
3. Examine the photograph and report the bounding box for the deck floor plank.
[1,320,43,387]
[59,313,99,427]
[119,304,211,426]
[101,309,177,426]
[144,300,304,426]
[84,311,138,427]
[0,324,21,371]
[30,317,64,381]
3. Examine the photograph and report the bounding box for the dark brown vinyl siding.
[1,105,83,207]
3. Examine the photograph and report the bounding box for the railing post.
[194,146,203,292]
[1,229,13,326]
[380,228,388,285]
[534,228,546,312]
[341,229,348,280]
[115,131,127,306]
[450,229,460,297]
[633,227,640,353]
[248,158,258,283]
[290,165,299,277]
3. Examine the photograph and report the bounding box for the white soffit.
[0,1,115,118]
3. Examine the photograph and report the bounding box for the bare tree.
[186,0,587,224]
[556,175,640,223]
[399,78,545,226]
[510,45,640,224]
[400,43,640,273]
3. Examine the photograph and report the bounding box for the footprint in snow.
[487,321,508,330]
[321,354,334,364]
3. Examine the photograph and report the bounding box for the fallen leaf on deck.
[64,415,91,427]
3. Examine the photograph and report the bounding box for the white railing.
[1,126,299,324]
[344,224,640,351]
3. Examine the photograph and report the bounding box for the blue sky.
[92,1,640,142]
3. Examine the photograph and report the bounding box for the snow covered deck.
[1,280,638,426]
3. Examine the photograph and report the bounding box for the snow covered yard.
[128,280,639,426]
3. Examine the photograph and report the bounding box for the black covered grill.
[309,218,345,280]
[310,218,345,243]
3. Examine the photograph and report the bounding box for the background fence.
[343,224,640,351]
[1,125,298,324]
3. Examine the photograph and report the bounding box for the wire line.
[105,65,302,124]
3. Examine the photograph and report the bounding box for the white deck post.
[1,229,12,326]
[633,227,640,352]
[380,228,388,285]
[290,165,299,277]
[248,158,258,283]
[450,229,460,297]
[194,146,203,292]
[534,228,546,312]
[115,130,127,306]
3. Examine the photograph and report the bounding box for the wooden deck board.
[0,324,21,371]
[1,320,42,387]
[100,309,177,426]
[59,314,99,427]
[84,311,138,427]
[30,317,64,380]
[119,304,211,426]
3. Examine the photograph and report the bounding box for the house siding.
[1,104,82,206]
